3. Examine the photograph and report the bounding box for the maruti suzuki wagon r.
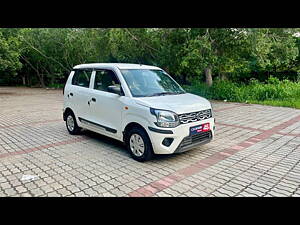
[63,63,215,161]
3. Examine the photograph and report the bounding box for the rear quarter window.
[72,70,92,88]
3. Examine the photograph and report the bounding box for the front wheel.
[126,127,154,162]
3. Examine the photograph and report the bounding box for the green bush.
[47,83,64,89]
[186,78,300,109]
[183,82,212,99]
[211,80,244,101]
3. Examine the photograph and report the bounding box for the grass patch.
[47,83,64,89]
[184,77,300,109]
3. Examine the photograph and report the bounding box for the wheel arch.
[123,122,149,143]
[123,121,155,161]
[63,107,75,121]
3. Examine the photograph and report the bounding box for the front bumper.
[174,130,213,153]
[147,117,215,154]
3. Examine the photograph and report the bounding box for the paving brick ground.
[0,87,300,197]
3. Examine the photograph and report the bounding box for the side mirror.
[107,85,122,95]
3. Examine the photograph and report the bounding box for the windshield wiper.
[148,92,178,97]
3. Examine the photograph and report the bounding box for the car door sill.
[78,117,117,134]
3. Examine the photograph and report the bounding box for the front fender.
[122,112,153,132]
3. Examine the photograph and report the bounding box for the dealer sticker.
[190,123,210,135]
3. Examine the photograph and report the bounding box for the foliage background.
[1,28,300,87]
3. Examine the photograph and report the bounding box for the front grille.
[174,131,212,153]
[178,109,212,124]
[180,131,212,148]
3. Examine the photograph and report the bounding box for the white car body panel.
[134,93,212,114]
[63,63,215,155]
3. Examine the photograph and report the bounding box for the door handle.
[88,98,96,106]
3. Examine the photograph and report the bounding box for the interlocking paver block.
[1,87,300,197]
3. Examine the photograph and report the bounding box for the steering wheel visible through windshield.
[120,69,185,97]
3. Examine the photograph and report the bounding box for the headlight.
[150,108,180,128]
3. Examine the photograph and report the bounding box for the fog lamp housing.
[162,138,174,147]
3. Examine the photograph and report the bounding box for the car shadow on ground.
[78,129,182,162]
[80,129,125,149]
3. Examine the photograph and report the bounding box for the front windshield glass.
[120,69,185,97]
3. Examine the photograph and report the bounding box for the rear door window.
[72,70,92,88]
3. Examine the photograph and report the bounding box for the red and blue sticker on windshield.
[190,123,210,135]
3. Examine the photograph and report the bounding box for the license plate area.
[189,123,210,136]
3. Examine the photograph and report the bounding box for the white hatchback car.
[63,63,215,161]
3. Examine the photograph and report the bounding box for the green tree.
[0,28,23,83]
[178,28,299,86]
[179,28,258,86]
[247,28,299,75]
[1,28,299,87]
[19,28,110,87]
[107,28,158,64]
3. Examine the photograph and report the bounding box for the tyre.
[65,111,81,135]
[126,127,154,162]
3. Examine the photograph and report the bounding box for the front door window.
[94,70,120,92]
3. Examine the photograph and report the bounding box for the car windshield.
[120,69,186,97]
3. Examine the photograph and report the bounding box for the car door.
[69,69,93,122]
[86,69,124,139]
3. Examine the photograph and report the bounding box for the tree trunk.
[36,64,45,88]
[51,76,55,86]
[220,73,227,81]
[22,76,26,86]
[183,73,187,85]
[37,71,45,88]
[21,56,45,88]
[205,67,213,87]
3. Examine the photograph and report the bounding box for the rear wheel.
[126,127,154,162]
[65,111,81,135]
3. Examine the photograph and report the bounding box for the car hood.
[134,93,211,114]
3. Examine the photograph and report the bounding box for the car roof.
[73,63,161,70]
